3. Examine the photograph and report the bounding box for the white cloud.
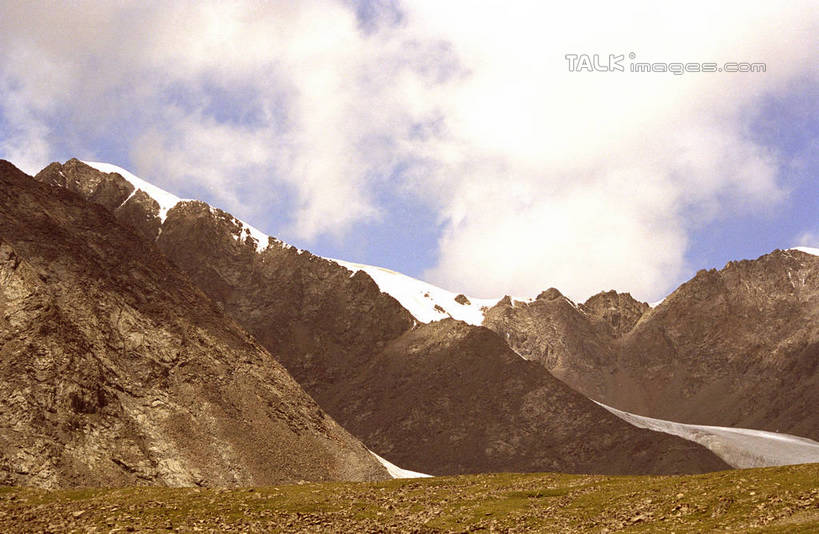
[400,1,815,300]
[0,1,816,300]
[795,230,819,248]
[0,91,52,175]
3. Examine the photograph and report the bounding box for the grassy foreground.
[0,464,816,533]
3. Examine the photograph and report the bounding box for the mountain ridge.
[26,158,734,476]
[28,157,818,472]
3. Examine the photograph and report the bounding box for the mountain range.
[0,157,816,487]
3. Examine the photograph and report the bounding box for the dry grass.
[0,463,816,532]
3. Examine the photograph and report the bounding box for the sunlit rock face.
[0,159,388,488]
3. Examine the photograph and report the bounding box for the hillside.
[0,160,388,487]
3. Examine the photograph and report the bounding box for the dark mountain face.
[34,159,730,476]
[156,201,416,401]
[327,319,728,475]
[0,160,387,488]
[483,253,819,441]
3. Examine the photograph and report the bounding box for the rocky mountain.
[32,159,730,476]
[0,160,388,488]
[483,251,819,441]
[326,319,728,475]
[616,250,818,438]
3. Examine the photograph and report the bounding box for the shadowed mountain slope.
[327,319,729,475]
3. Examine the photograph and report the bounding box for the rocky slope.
[33,159,730,476]
[328,319,728,475]
[0,160,388,488]
[483,290,618,398]
[616,250,819,438]
[483,252,819,441]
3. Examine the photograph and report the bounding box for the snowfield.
[327,258,508,325]
[325,258,538,325]
[596,402,819,468]
[370,451,432,479]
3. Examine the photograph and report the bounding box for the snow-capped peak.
[83,161,274,253]
[81,161,523,323]
[83,161,182,222]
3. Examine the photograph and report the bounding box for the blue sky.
[0,1,816,302]
[687,76,818,274]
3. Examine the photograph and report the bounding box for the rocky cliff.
[0,160,388,488]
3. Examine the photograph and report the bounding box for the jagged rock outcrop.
[0,160,388,488]
[483,289,617,397]
[581,290,650,337]
[33,159,731,476]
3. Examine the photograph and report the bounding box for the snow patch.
[231,215,273,253]
[563,295,583,311]
[790,246,819,257]
[370,451,432,479]
[83,161,183,222]
[117,187,138,209]
[596,401,819,469]
[327,258,502,325]
[236,220,271,252]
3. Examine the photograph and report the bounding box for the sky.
[0,1,816,302]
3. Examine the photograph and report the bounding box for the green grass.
[0,464,816,532]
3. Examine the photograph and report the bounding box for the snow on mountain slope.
[83,161,273,252]
[83,161,182,222]
[81,161,511,320]
[370,452,432,479]
[597,402,819,469]
[790,246,819,256]
[328,258,508,325]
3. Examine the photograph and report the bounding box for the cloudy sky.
[1,1,816,302]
